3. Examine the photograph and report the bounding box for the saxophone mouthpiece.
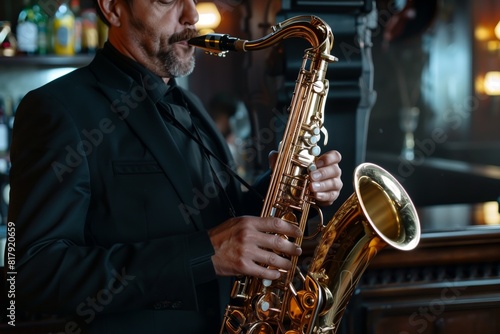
[188,33,246,56]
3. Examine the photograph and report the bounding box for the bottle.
[81,8,98,53]
[70,0,82,54]
[0,97,9,156]
[97,15,108,49]
[16,0,38,55]
[33,3,49,55]
[53,1,75,56]
[0,21,17,57]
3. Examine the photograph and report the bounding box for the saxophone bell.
[308,162,420,333]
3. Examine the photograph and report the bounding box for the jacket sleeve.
[7,88,215,316]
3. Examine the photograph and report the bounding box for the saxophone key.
[254,292,281,320]
[310,145,321,157]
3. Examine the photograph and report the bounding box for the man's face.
[115,0,200,79]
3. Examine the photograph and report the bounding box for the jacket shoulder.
[27,51,119,98]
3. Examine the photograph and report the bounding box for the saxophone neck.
[188,15,335,59]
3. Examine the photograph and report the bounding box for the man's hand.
[208,216,302,280]
[208,150,341,280]
[309,150,343,206]
[269,149,343,207]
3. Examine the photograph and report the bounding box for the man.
[6,0,343,333]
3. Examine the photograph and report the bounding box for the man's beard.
[160,47,196,78]
[162,29,199,78]
[128,14,198,78]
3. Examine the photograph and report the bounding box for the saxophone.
[189,15,421,334]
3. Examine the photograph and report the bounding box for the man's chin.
[166,57,196,78]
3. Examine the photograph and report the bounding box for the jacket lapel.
[180,88,234,167]
[179,88,243,212]
[88,53,205,230]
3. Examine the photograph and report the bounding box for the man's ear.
[97,0,123,27]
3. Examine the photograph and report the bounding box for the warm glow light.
[487,40,500,52]
[475,26,491,41]
[495,20,500,40]
[484,71,500,96]
[482,201,500,225]
[195,2,221,34]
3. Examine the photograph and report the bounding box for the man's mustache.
[169,29,199,44]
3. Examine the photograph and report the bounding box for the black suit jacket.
[7,50,263,333]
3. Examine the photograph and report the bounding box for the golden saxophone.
[189,15,421,334]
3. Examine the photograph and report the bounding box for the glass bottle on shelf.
[0,96,9,158]
[70,0,82,54]
[81,7,98,53]
[53,1,75,56]
[97,16,109,49]
[0,21,17,57]
[33,3,49,55]
[16,0,38,55]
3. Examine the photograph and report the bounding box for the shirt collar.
[101,42,178,104]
